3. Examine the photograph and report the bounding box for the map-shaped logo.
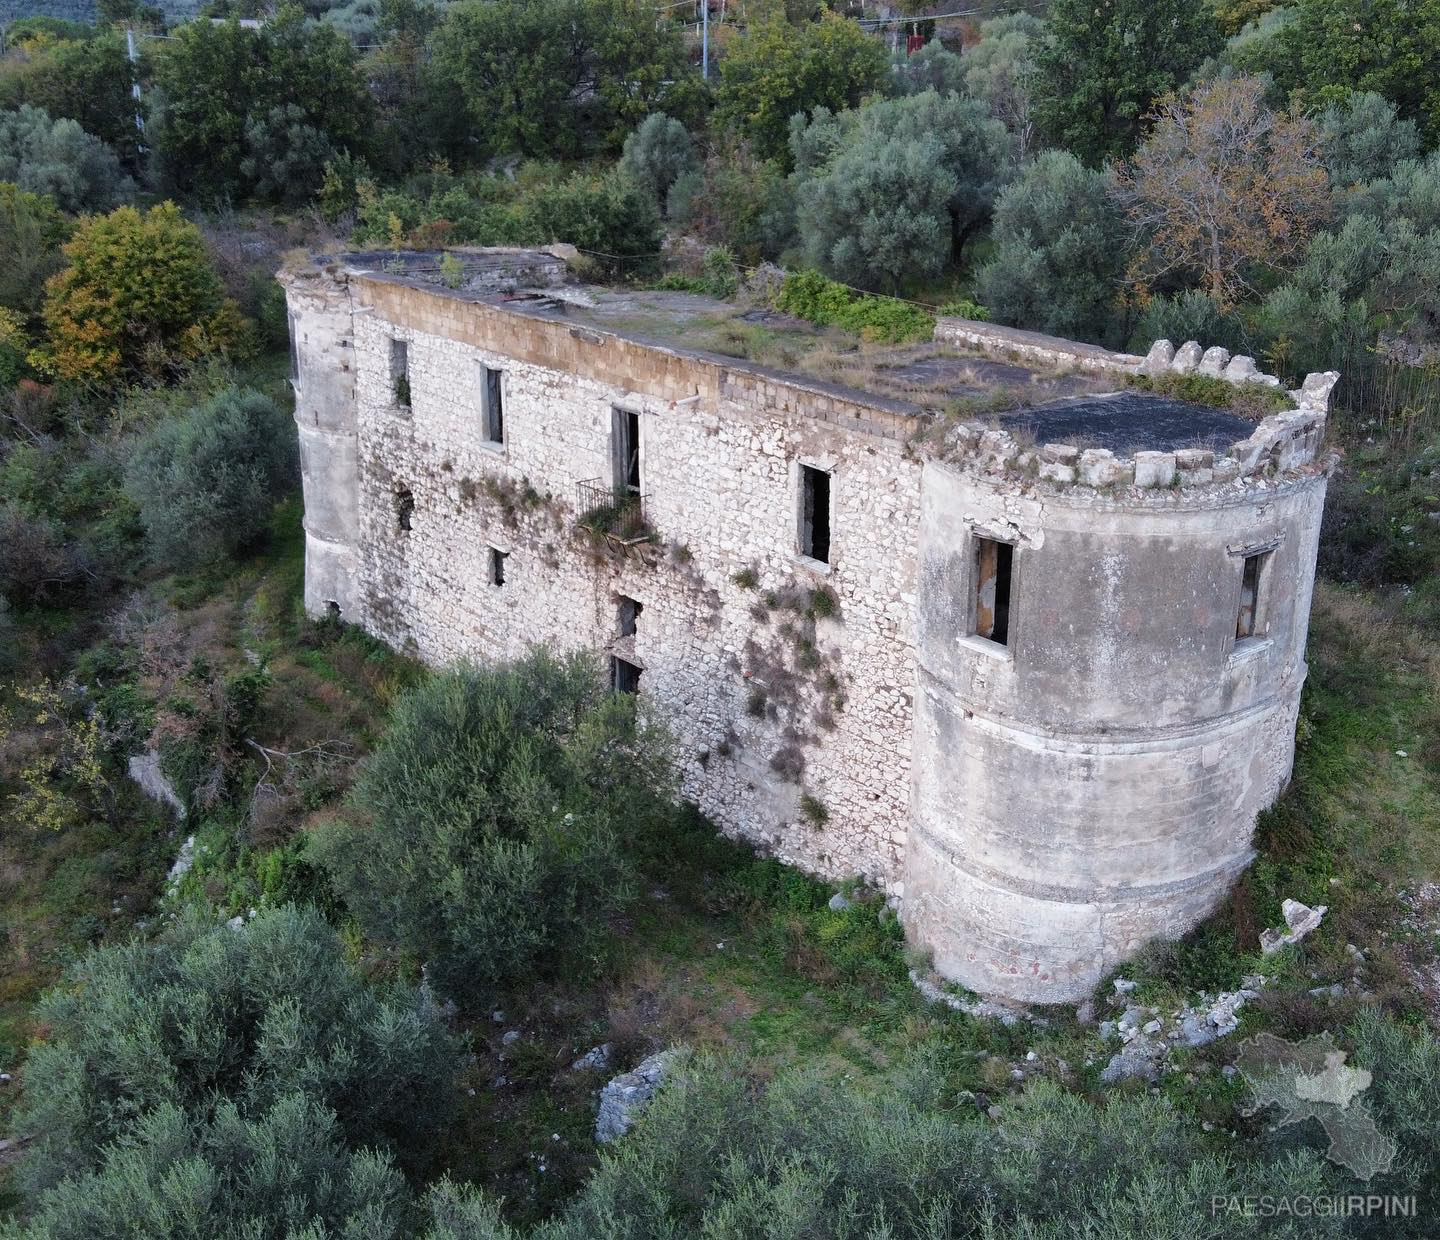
[1235,1031,1397,1181]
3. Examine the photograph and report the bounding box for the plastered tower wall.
[284,265,363,618]
[903,464,1327,1002]
[282,253,1337,1004]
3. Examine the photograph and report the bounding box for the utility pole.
[125,25,146,153]
[701,0,708,79]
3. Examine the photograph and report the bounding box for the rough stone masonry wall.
[347,276,923,888]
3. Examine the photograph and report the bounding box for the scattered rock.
[165,834,197,890]
[1260,898,1328,955]
[570,1043,613,1072]
[1112,977,1137,997]
[1075,999,1095,1026]
[596,1050,679,1143]
[1100,1038,1165,1084]
[909,969,1022,1027]
[501,1030,521,1047]
[225,914,245,931]
[130,751,187,821]
[827,892,852,912]
[491,1010,506,1023]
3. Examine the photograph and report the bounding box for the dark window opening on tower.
[394,486,414,532]
[1236,551,1268,639]
[611,656,641,694]
[799,465,831,564]
[483,367,504,443]
[287,314,300,386]
[489,546,508,586]
[974,536,1013,646]
[613,407,641,496]
[618,594,642,637]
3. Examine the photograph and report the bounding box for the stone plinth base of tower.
[902,827,1255,1003]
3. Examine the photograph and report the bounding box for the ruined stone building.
[280,248,1337,1004]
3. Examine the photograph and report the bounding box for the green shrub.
[1130,289,1248,356]
[310,650,679,1005]
[699,246,738,299]
[13,904,464,1196]
[665,142,794,265]
[525,171,661,274]
[538,1054,1337,1237]
[1126,369,1289,416]
[617,112,697,210]
[0,104,133,214]
[124,386,298,571]
[937,298,990,321]
[9,1096,412,1240]
[773,269,934,343]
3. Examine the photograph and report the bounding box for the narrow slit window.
[973,536,1013,646]
[1236,552,1267,639]
[482,366,504,444]
[612,407,641,496]
[799,465,831,564]
[489,546,508,587]
[617,594,642,637]
[394,486,414,532]
[390,338,410,407]
[611,656,641,694]
[287,314,300,387]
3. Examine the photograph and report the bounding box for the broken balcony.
[576,479,652,545]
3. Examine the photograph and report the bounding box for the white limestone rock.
[596,1050,680,1143]
[1170,341,1204,373]
[1260,898,1328,955]
[1198,346,1231,376]
[1138,339,1175,375]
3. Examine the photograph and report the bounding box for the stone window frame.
[793,456,836,573]
[960,525,1020,661]
[1228,535,1282,658]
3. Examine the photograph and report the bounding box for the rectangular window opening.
[483,366,504,444]
[489,546,508,587]
[1236,552,1267,639]
[612,408,641,496]
[799,465,831,565]
[390,338,410,407]
[617,594,642,637]
[611,655,641,694]
[973,536,1013,646]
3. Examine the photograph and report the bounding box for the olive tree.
[311,650,679,1006]
[124,386,298,570]
[975,150,1130,347]
[791,91,1012,292]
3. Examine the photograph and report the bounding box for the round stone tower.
[901,353,1336,1003]
[278,262,362,620]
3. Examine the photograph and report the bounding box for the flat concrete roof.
[1000,391,1257,455]
[331,251,1266,453]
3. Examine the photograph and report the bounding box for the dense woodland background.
[0,1,1439,1236]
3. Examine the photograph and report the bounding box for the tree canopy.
[791,91,1012,292]
[975,150,1130,348]
[426,0,699,162]
[712,14,890,167]
[148,6,373,202]
[1032,0,1223,165]
[39,202,244,385]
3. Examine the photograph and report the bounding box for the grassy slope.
[2,439,1439,1224]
